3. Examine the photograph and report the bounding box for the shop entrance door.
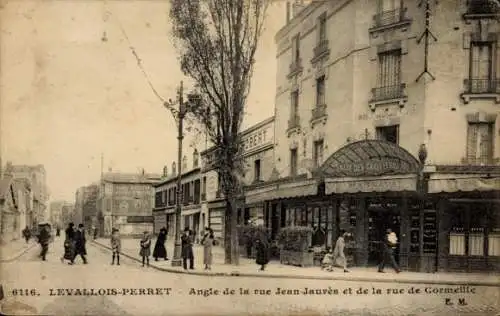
[367,201,401,265]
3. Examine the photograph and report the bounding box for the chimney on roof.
[163,165,168,177]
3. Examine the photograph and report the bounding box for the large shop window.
[449,204,500,257]
[285,205,334,247]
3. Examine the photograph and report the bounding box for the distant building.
[12,178,33,236]
[153,151,202,241]
[75,184,99,230]
[61,203,75,227]
[4,163,48,226]
[97,172,161,237]
[0,175,20,242]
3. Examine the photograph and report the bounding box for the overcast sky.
[0,0,285,201]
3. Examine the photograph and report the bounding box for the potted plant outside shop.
[277,226,314,267]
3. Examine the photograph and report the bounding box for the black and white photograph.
[0,0,499,315]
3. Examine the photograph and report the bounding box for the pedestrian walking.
[110,228,121,265]
[333,229,350,273]
[72,224,88,264]
[152,227,168,261]
[56,226,60,237]
[255,238,269,271]
[378,228,401,273]
[139,231,151,267]
[22,226,31,243]
[61,223,76,264]
[201,227,214,270]
[181,227,194,270]
[38,225,51,261]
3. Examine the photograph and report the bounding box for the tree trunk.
[224,193,240,265]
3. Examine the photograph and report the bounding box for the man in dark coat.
[38,225,51,261]
[181,227,194,270]
[72,224,88,264]
[255,238,269,271]
[153,227,168,261]
[378,228,401,273]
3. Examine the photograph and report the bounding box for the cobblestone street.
[1,237,499,315]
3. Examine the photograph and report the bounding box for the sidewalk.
[0,238,37,262]
[93,238,500,286]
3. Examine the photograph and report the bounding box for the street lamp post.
[166,81,185,267]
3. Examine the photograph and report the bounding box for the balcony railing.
[312,40,329,61]
[466,0,499,15]
[288,58,303,77]
[461,156,500,165]
[287,115,300,131]
[311,104,327,121]
[371,83,405,102]
[373,8,406,28]
[464,79,500,94]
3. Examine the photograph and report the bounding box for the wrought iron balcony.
[466,0,499,15]
[311,104,327,121]
[464,79,500,94]
[312,40,330,62]
[461,157,500,165]
[373,8,406,28]
[288,58,303,77]
[370,83,405,102]
[287,115,300,131]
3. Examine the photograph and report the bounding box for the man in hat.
[72,224,88,264]
[181,227,194,270]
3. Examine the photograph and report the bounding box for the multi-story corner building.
[96,171,161,237]
[4,163,48,226]
[153,149,203,241]
[75,184,99,230]
[201,117,275,241]
[243,0,500,273]
[12,178,32,235]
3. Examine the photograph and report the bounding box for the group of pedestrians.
[60,223,88,265]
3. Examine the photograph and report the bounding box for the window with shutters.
[312,13,330,62]
[465,122,494,164]
[290,148,298,176]
[467,41,499,93]
[288,90,300,131]
[371,0,408,29]
[372,50,404,101]
[313,140,324,168]
[289,34,303,76]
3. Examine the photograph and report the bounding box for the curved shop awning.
[428,175,500,193]
[318,140,421,194]
[245,178,318,204]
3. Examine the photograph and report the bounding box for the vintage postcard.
[1,0,499,315]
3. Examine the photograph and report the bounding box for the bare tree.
[169,0,268,264]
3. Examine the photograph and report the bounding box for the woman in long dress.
[61,223,75,264]
[201,228,214,270]
[153,227,168,261]
[333,229,349,273]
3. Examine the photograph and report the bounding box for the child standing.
[139,231,151,267]
[321,247,334,272]
[110,228,121,265]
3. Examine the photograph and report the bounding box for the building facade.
[5,163,48,226]
[244,0,500,273]
[75,184,99,230]
[97,172,161,237]
[153,149,203,241]
[61,203,75,227]
[201,117,275,241]
[0,175,20,242]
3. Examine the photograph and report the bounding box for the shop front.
[429,168,500,272]
[318,140,430,271]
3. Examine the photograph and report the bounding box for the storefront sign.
[336,158,413,177]
[428,177,500,193]
[127,216,154,223]
[325,176,417,194]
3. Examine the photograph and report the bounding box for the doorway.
[271,204,279,240]
[367,201,401,265]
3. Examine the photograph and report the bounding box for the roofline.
[200,116,275,156]
[154,167,201,187]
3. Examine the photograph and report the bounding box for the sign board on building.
[127,216,154,223]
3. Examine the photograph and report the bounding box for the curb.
[0,242,38,263]
[91,241,500,287]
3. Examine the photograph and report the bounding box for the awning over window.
[245,178,318,204]
[325,175,418,194]
[428,174,500,193]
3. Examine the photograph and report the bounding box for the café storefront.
[246,139,439,272]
